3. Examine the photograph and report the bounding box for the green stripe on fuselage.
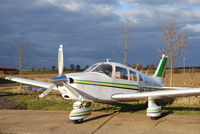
[74,79,139,89]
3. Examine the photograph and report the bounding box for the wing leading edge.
[5,76,57,90]
[112,87,200,101]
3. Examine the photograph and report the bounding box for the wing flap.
[141,86,194,90]
[5,76,56,90]
[112,88,200,101]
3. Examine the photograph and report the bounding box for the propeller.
[39,44,66,98]
[58,44,64,76]
[39,84,56,98]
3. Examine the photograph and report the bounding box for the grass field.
[0,69,200,116]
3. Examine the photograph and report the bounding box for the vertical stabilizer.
[154,54,168,78]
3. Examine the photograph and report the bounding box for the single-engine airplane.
[5,45,200,123]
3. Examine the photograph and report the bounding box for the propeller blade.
[58,44,64,76]
[63,83,80,98]
[39,84,56,98]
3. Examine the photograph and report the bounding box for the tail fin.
[154,54,168,78]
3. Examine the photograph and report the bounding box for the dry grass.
[152,70,200,107]
[1,69,200,113]
[164,71,200,87]
[171,97,200,107]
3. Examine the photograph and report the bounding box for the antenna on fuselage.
[106,58,111,63]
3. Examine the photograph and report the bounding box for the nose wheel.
[72,119,83,124]
[69,101,92,123]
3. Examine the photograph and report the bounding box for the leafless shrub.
[161,22,188,86]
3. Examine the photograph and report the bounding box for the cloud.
[39,0,119,14]
[40,0,85,12]
[183,24,200,32]
[0,0,200,68]
[64,2,83,12]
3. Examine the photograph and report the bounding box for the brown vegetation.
[1,68,200,110]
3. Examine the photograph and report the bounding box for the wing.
[112,87,200,101]
[5,76,57,90]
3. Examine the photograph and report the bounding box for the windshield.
[84,64,98,72]
[92,64,112,77]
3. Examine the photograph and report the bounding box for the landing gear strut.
[147,97,161,120]
[69,101,92,124]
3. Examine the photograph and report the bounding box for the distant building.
[0,67,19,74]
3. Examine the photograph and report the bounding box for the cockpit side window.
[130,70,137,81]
[139,74,144,81]
[115,66,128,80]
[92,64,112,77]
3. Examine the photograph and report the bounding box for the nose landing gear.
[69,101,92,124]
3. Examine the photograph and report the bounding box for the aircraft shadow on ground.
[92,102,200,121]
[88,102,170,121]
[93,102,148,113]
[81,103,148,123]
[83,111,117,123]
[163,106,200,111]
[0,78,15,84]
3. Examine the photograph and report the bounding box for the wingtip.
[5,76,12,80]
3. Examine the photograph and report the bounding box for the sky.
[0,0,200,69]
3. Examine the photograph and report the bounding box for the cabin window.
[139,74,144,81]
[115,66,128,80]
[92,64,112,77]
[129,70,137,81]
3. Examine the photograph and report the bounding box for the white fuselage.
[60,62,163,102]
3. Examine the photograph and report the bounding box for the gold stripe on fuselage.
[75,80,139,90]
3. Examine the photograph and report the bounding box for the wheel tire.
[151,117,159,120]
[73,119,83,124]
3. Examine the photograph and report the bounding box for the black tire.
[72,119,83,124]
[151,117,159,120]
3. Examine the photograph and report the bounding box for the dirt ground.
[0,110,200,134]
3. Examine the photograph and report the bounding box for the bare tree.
[13,38,30,76]
[12,37,31,90]
[161,22,188,86]
[70,64,75,70]
[122,19,133,65]
[51,66,56,71]
[76,64,81,70]
[114,18,133,65]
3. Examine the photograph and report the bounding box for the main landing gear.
[69,101,92,124]
[147,97,161,120]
